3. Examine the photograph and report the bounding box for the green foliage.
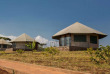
[32,49,37,52]
[87,45,110,64]
[25,41,36,52]
[45,47,60,58]
[0,51,6,55]
[16,49,24,54]
[38,44,45,51]
[38,47,45,51]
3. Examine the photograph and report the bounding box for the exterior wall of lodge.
[12,42,39,51]
[0,44,11,51]
[58,34,99,51]
[12,42,32,50]
[12,42,27,49]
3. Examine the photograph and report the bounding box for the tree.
[25,41,36,52]
[0,37,11,41]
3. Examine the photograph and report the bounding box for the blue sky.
[0,0,110,46]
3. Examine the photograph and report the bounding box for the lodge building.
[0,39,12,50]
[52,22,107,51]
[11,33,39,51]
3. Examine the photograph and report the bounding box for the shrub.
[25,41,36,52]
[38,47,45,51]
[16,49,24,54]
[32,49,37,52]
[87,45,110,64]
[45,47,60,59]
[0,50,6,55]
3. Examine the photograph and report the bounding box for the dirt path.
[0,68,10,74]
[0,59,89,74]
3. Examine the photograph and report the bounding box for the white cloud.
[35,36,59,47]
[0,34,17,40]
[0,34,59,47]
[35,35,48,44]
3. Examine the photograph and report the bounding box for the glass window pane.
[60,37,65,46]
[12,43,16,48]
[65,37,71,46]
[74,35,87,42]
[3,45,7,48]
[90,36,97,44]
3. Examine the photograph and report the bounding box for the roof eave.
[52,33,108,39]
[99,34,107,39]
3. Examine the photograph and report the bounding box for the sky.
[0,0,110,46]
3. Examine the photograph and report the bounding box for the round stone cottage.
[52,22,107,51]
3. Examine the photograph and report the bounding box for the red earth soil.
[0,59,90,74]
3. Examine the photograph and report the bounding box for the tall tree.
[0,37,11,41]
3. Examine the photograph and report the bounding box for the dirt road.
[0,59,89,74]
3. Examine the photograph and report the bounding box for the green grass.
[0,51,110,74]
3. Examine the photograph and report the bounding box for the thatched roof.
[52,22,107,39]
[11,33,34,42]
[0,39,12,45]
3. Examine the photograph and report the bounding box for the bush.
[45,47,60,59]
[0,51,6,55]
[38,47,45,51]
[87,45,110,64]
[16,49,24,54]
[25,41,36,52]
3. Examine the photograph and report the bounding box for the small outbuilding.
[0,39,12,50]
[11,33,39,51]
[52,22,107,51]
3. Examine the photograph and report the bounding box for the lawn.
[0,51,110,74]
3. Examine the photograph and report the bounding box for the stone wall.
[70,46,87,51]
[57,46,97,51]
[57,46,70,51]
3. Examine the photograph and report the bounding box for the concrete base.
[57,46,97,51]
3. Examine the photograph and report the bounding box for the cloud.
[0,34,59,47]
[35,36,59,47]
[35,35,48,44]
[0,34,17,40]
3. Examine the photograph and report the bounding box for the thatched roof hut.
[12,33,34,42]
[52,22,107,51]
[0,39,12,50]
[11,33,39,51]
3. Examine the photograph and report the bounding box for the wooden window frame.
[74,35,87,42]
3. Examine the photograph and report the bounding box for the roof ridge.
[24,33,27,41]
[11,33,35,42]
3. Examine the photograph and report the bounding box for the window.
[74,35,87,42]
[12,43,16,48]
[65,37,71,46]
[60,37,65,46]
[0,45,1,48]
[90,36,97,44]
[3,45,7,48]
